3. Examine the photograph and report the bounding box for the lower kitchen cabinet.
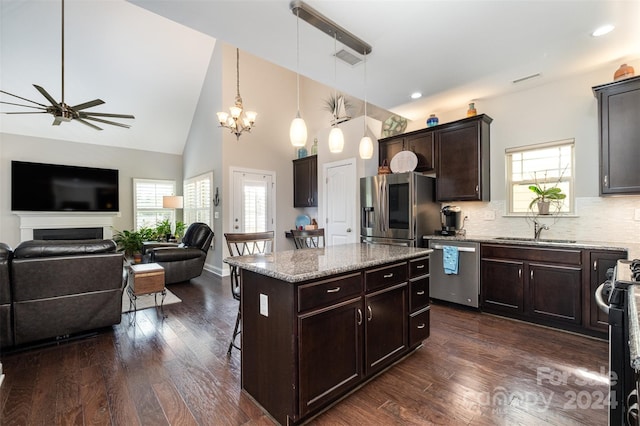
[481,258,524,314]
[240,256,429,425]
[481,244,627,337]
[586,250,628,333]
[298,297,363,417]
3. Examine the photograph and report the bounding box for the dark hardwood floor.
[0,270,609,425]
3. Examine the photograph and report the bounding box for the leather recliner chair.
[10,239,125,347]
[145,222,213,284]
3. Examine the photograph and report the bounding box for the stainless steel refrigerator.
[360,172,440,247]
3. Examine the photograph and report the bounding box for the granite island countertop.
[224,243,432,283]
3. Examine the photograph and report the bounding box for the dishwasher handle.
[431,244,476,253]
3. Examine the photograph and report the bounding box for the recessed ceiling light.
[592,24,615,37]
[411,92,422,99]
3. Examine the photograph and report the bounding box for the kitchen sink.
[493,237,577,244]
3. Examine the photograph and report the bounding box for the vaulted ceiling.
[2,0,639,155]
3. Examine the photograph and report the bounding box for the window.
[133,179,176,230]
[506,139,574,215]
[184,172,212,228]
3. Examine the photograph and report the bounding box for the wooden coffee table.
[126,263,166,318]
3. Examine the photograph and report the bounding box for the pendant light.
[359,49,373,159]
[290,8,307,147]
[328,33,344,154]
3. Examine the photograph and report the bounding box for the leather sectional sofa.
[0,239,125,349]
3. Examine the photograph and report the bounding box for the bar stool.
[291,228,325,249]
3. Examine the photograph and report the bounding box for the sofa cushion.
[14,239,116,259]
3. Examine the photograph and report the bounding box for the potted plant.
[113,229,144,263]
[174,221,186,240]
[155,219,172,241]
[528,180,566,215]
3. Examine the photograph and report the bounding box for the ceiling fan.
[0,0,134,130]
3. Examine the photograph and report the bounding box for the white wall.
[0,132,182,248]
[403,59,640,256]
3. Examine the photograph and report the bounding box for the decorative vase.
[297,146,307,158]
[311,138,318,155]
[614,64,635,81]
[467,102,477,117]
[426,114,439,127]
[537,201,550,215]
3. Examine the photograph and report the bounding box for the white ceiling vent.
[335,49,362,66]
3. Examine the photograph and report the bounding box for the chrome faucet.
[534,220,549,241]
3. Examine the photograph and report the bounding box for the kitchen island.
[224,243,432,425]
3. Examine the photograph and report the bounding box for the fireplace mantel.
[15,212,117,242]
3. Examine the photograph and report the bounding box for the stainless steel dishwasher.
[428,239,480,308]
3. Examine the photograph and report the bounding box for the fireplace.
[33,227,104,240]
[15,213,115,242]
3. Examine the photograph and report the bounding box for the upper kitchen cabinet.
[436,114,492,201]
[293,155,317,207]
[593,75,640,195]
[378,130,435,173]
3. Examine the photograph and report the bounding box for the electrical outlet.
[483,210,496,221]
[214,211,220,219]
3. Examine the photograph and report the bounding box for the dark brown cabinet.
[585,250,627,333]
[408,256,430,347]
[593,75,640,195]
[298,297,363,417]
[481,258,524,315]
[378,114,492,201]
[378,131,435,172]
[481,244,583,331]
[293,155,317,207]
[436,115,492,201]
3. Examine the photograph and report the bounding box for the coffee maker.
[439,205,462,235]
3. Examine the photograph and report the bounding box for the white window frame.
[506,139,575,215]
[133,178,176,230]
[183,171,213,228]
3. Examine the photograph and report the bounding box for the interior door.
[231,169,275,234]
[323,159,357,246]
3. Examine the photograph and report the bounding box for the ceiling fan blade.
[33,84,61,108]
[82,116,132,129]
[0,100,48,111]
[0,90,49,108]
[80,111,135,119]
[2,111,48,115]
[72,99,105,111]
[76,118,103,131]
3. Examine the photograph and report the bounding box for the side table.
[127,263,166,319]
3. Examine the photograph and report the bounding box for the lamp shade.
[359,136,374,159]
[328,127,344,153]
[163,195,183,209]
[290,115,308,147]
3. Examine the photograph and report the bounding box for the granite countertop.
[424,234,630,253]
[629,286,640,371]
[224,243,432,283]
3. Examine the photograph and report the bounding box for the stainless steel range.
[595,259,639,425]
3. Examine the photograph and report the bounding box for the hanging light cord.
[296,9,301,113]
[236,48,241,99]
[363,49,367,135]
[61,0,65,104]
[333,33,338,126]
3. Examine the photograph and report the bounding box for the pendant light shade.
[359,136,373,159]
[329,127,344,153]
[290,8,308,147]
[290,114,308,147]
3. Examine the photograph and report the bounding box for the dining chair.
[224,231,275,355]
[292,228,325,249]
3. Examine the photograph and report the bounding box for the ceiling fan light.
[290,115,308,147]
[359,136,373,159]
[329,127,344,153]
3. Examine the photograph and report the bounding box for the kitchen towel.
[442,245,459,275]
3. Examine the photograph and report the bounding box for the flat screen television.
[11,161,119,212]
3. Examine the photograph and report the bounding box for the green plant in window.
[155,219,172,240]
[528,171,566,212]
[175,221,186,239]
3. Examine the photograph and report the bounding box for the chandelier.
[217,48,257,140]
